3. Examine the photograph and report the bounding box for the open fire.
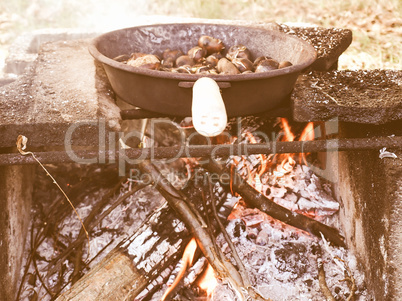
[15,115,370,301]
[129,118,365,300]
[13,108,374,301]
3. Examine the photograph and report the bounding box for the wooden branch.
[138,161,248,299]
[71,182,145,284]
[205,159,346,247]
[318,259,337,301]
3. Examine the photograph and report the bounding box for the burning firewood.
[56,161,252,300]
[138,160,264,300]
[205,159,346,247]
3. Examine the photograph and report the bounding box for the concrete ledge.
[292,70,402,124]
[4,28,99,75]
[0,39,121,148]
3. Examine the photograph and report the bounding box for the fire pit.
[0,18,401,301]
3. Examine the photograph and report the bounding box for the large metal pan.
[89,23,316,117]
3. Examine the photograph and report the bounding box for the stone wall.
[0,165,35,301]
[335,121,402,300]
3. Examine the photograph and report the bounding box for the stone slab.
[4,28,99,75]
[292,70,402,124]
[280,24,352,71]
[0,39,121,148]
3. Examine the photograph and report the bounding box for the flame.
[198,264,218,296]
[239,119,316,181]
[182,238,198,267]
[298,122,315,165]
[280,118,295,142]
[161,238,198,301]
[279,155,296,173]
[299,122,314,142]
[272,118,297,176]
[275,119,315,176]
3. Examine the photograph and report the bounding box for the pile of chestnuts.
[113,35,292,75]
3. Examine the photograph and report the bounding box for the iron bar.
[120,109,175,120]
[120,105,291,120]
[0,136,401,166]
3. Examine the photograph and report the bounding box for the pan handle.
[179,81,231,89]
[191,77,228,137]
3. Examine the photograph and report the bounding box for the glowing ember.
[198,264,218,296]
[161,238,198,301]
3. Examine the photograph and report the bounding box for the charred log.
[205,159,346,247]
[56,200,194,300]
[56,249,147,301]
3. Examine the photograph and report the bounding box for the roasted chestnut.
[129,52,147,60]
[127,54,160,70]
[205,53,223,68]
[161,57,175,69]
[113,54,130,62]
[173,65,192,74]
[176,55,195,67]
[226,45,252,61]
[255,59,279,73]
[188,46,207,63]
[278,61,293,68]
[121,35,292,76]
[232,58,254,73]
[253,56,272,67]
[162,49,183,61]
[217,58,240,75]
[194,65,211,74]
[198,35,225,55]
